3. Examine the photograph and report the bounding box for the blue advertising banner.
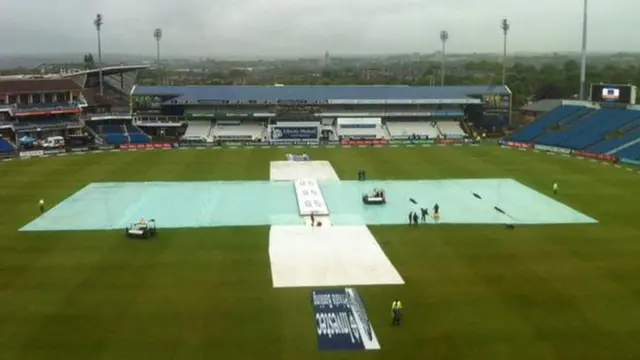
[271,126,319,140]
[311,288,380,351]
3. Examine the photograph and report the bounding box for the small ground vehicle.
[362,188,386,205]
[41,136,65,148]
[125,219,157,239]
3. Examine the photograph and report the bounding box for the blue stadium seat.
[129,133,151,144]
[614,118,640,134]
[104,134,128,145]
[588,131,640,154]
[556,107,595,127]
[615,142,640,160]
[89,123,151,145]
[125,124,151,143]
[535,109,640,150]
[102,124,125,133]
[0,137,15,153]
[125,124,138,132]
[507,105,584,142]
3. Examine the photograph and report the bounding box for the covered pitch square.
[21,179,596,232]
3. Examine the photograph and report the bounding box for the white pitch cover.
[293,179,330,216]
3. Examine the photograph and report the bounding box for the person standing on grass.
[391,299,403,325]
[420,207,429,222]
[412,212,419,226]
[39,199,44,214]
[553,182,558,195]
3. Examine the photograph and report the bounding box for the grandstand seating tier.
[104,134,128,145]
[507,105,584,142]
[437,121,466,137]
[184,121,213,140]
[536,109,640,150]
[508,105,640,159]
[88,122,151,145]
[587,131,640,154]
[556,107,595,127]
[386,121,439,139]
[615,141,640,160]
[129,133,151,144]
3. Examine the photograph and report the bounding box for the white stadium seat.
[211,123,265,141]
[336,127,387,139]
[437,121,466,137]
[183,121,213,141]
[386,121,440,139]
[335,117,387,139]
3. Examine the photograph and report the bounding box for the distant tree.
[535,83,563,100]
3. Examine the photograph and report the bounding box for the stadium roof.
[0,79,82,94]
[131,85,511,102]
[60,65,151,78]
[520,99,563,113]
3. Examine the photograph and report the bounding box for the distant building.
[324,51,331,67]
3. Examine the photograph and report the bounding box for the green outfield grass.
[1,145,639,360]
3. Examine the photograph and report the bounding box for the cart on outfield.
[362,188,386,205]
[125,219,157,239]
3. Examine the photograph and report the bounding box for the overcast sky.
[0,0,637,58]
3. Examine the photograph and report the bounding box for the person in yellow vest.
[38,199,44,214]
[433,203,440,221]
[391,299,403,325]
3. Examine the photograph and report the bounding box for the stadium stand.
[386,120,439,139]
[507,105,587,142]
[131,85,511,136]
[211,121,265,141]
[437,121,466,138]
[183,121,213,142]
[336,118,386,139]
[536,108,640,150]
[92,124,126,145]
[60,65,150,112]
[508,101,640,160]
[586,118,640,154]
[12,116,82,130]
[125,124,152,144]
[88,123,151,145]
[614,141,640,159]
[0,66,155,150]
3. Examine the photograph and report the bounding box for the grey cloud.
[0,0,637,57]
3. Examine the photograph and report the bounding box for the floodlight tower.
[579,0,588,100]
[501,18,510,86]
[440,30,448,86]
[154,28,163,85]
[93,13,104,95]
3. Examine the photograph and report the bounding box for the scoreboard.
[590,84,637,105]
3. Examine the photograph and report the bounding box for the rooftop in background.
[0,65,149,107]
[131,85,511,102]
[520,99,564,113]
[0,65,151,81]
[0,78,81,94]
